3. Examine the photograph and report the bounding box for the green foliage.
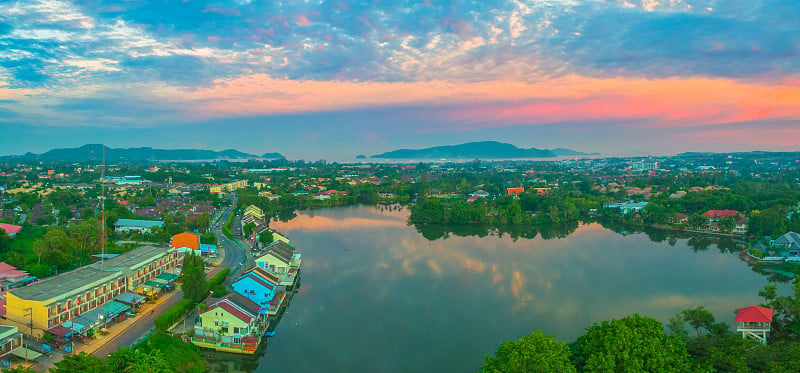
[574,314,692,372]
[154,298,193,332]
[758,280,800,341]
[50,352,108,373]
[481,330,576,373]
[243,222,256,237]
[136,333,207,373]
[200,232,217,245]
[680,306,729,337]
[107,347,171,373]
[181,252,206,303]
[206,268,231,294]
[409,199,445,224]
[222,211,234,238]
[258,231,274,246]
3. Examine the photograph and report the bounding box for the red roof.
[0,223,21,237]
[203,301,255,324]
[735,306,773,323]
[702,210,742,219]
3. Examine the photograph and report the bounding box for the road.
[90,196,248,357]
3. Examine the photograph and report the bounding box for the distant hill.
[7,144,284,161]
[371,141,596,159]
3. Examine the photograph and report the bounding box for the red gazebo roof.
[735,306,773,323]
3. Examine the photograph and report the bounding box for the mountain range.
[5,144,284,162]
[371,141,598,159]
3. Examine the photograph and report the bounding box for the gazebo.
[735,305,773,343]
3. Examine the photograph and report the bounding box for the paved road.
[90,197,248,357]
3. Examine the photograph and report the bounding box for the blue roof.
[115,219,164,228]
[200,244,217,253]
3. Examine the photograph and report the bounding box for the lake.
[208,205,776,372]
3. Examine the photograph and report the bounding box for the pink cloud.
[295,15,309,27]
[206,36,221,42]
[177,74,800,131]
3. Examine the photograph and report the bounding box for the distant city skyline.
[1,1,799,160]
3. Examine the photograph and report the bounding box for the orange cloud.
[181,74,800,129]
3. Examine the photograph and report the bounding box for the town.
[0,150,799,371]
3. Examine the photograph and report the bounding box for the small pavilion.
[735,305,773,344]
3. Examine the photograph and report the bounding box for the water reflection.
[223,205,780,372]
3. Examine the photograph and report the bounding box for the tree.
[758,280,800,341]
[688,213,709,230]
[482,330,576,373]
[243,222,256,237]
[181,252,206,303]
[574,314,692,372]
[680,306,729,337]
[108,347,171,373]
[258,231,274,246]
[50,352,108,373]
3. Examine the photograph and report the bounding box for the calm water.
[207,205,775,373]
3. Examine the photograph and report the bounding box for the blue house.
[231,267,281,314]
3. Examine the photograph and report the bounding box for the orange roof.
[171,232,199,250]
[507,187,524,195]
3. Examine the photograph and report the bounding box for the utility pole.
[23,307,32,361]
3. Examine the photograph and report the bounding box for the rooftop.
[9,266,122,303]
[90,245,172,272]
[115,219,164,228]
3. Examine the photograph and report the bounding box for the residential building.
[114,219,164,234]
[313,191,331,200]
[0,224,21,238]
[209,180,248,194]
[254,241,301,287]
[192,293,266,354]
[231,267,281,314]
[3,246,177,337]
[506,187,524,196]
[0,263,33,292]
[0,326,22,365]
[702,210,743,222]
[243,205,265,220]
[605,201,649,215]
[171,232,200,253]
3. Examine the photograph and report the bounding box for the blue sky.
[1,0,799,160]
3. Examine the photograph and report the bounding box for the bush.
[205,268,230,293]
[154,298,193,332]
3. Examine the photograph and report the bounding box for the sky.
[1,0,799,161]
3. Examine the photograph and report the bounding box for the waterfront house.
[773,232,800,260]
[673,213,689,224]
[231,267,281,314]
[702,209,743,222]
[605,201,649,215]
[255,241,301,287]
[193,292,266,354]
[313,191,331,200]
[734,218,748,234]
